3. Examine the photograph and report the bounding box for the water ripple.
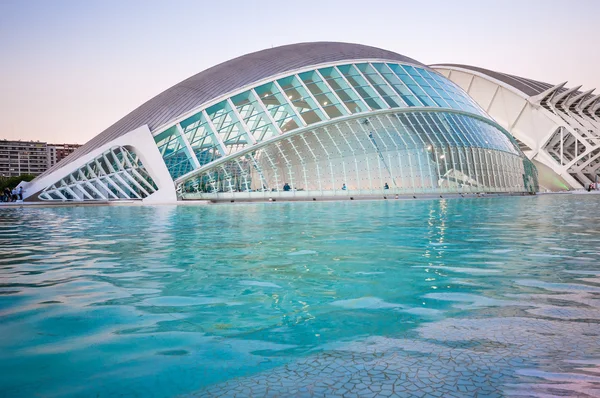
[1,196,600,397]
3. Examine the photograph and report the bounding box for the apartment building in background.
[47,143,81,167]
[0,140,80,177]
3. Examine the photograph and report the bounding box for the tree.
[0,174,36,192]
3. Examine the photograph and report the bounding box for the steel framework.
[432,65,599,190]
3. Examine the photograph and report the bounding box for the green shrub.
[0,174,36,192]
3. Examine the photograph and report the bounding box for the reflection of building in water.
[22,42,538,203]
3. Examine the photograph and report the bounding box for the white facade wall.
[433,66,600,190]
[22,125,177,203]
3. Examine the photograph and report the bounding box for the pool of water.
[1,195,600,397]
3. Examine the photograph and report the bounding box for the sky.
[0,0,598,144]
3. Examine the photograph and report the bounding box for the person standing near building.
[18,186,23,200]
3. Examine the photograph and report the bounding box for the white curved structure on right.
[431,64,600,190]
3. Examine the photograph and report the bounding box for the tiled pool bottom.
[1,195,600,397]
[195,309,600,397]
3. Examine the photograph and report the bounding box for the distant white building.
[0,140,80,178]
[0,140,50,177]
[431,64,599,191]
[22,42,539,203]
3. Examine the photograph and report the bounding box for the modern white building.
[22,42,538,203]
[431,64,600,191]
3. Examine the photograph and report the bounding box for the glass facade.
[39,146,157,201]
[36,58,532,201]
[179,111,538,199]
[151,62,493,183]
[34,53,538,203]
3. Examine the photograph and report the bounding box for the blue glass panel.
[231,90,280,142]
[318,67,368,114]
[337,64,387,110]
[355,63,404,108]
[206,100,249,154]
[179,111,223,167]
[374,63,423,107]
[255,82,303,132]
[299,70,348,118]
[277,75,326,125]
[154,126,195,179]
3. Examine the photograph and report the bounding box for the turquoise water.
[1,195,600,397]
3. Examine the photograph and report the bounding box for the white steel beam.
[176,123,201,168]
[202,110,228,156]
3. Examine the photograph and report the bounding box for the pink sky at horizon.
[1,0,598,145]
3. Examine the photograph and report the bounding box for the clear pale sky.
[1,0,598,144]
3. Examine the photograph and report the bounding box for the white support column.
[315,69,353,115]
[274,141,295,190]
[296,74,331,123]
[74,183,94,200]
[176,123,201,168]
[89,162,119,199]
[398,65,443,107]
[251,88,284,136]
[334,66,371,110]
[357,119,385,189]
[383,114,409,190]
[369,62,408,107]
[63,185,82,201]
[130,167,157,193]
[389,114,419,192]
[205,170,218,193]
[353,65,391,109]
[99,155,131,198]
[286,136,309,191]
[52,188,69,201]
[274,80,308,128]
[299,133,322,192]
[312,130,336,192]
[246,153,269,190]
[261,148,281,191]
[439,114,476,192]
[219,164,235,193]
[202,110,228,156]
[233,159,251,192]
[486,86,500,113]
[334,123,361,191]
[373,115,402,188]
[423,113,459,191]
[509,102,528,132]
[121,170,150,197]
[398,113,432,190]
[346,120,373,190]
[466,74,475,93]
[324,126,347,191]
[104,151,141,199]
[79,169,107,199]
[461,117,494,190]
[227,98,258,145]
[104,174,130,199]
[447,114,482,188]
[560,127,564,166]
